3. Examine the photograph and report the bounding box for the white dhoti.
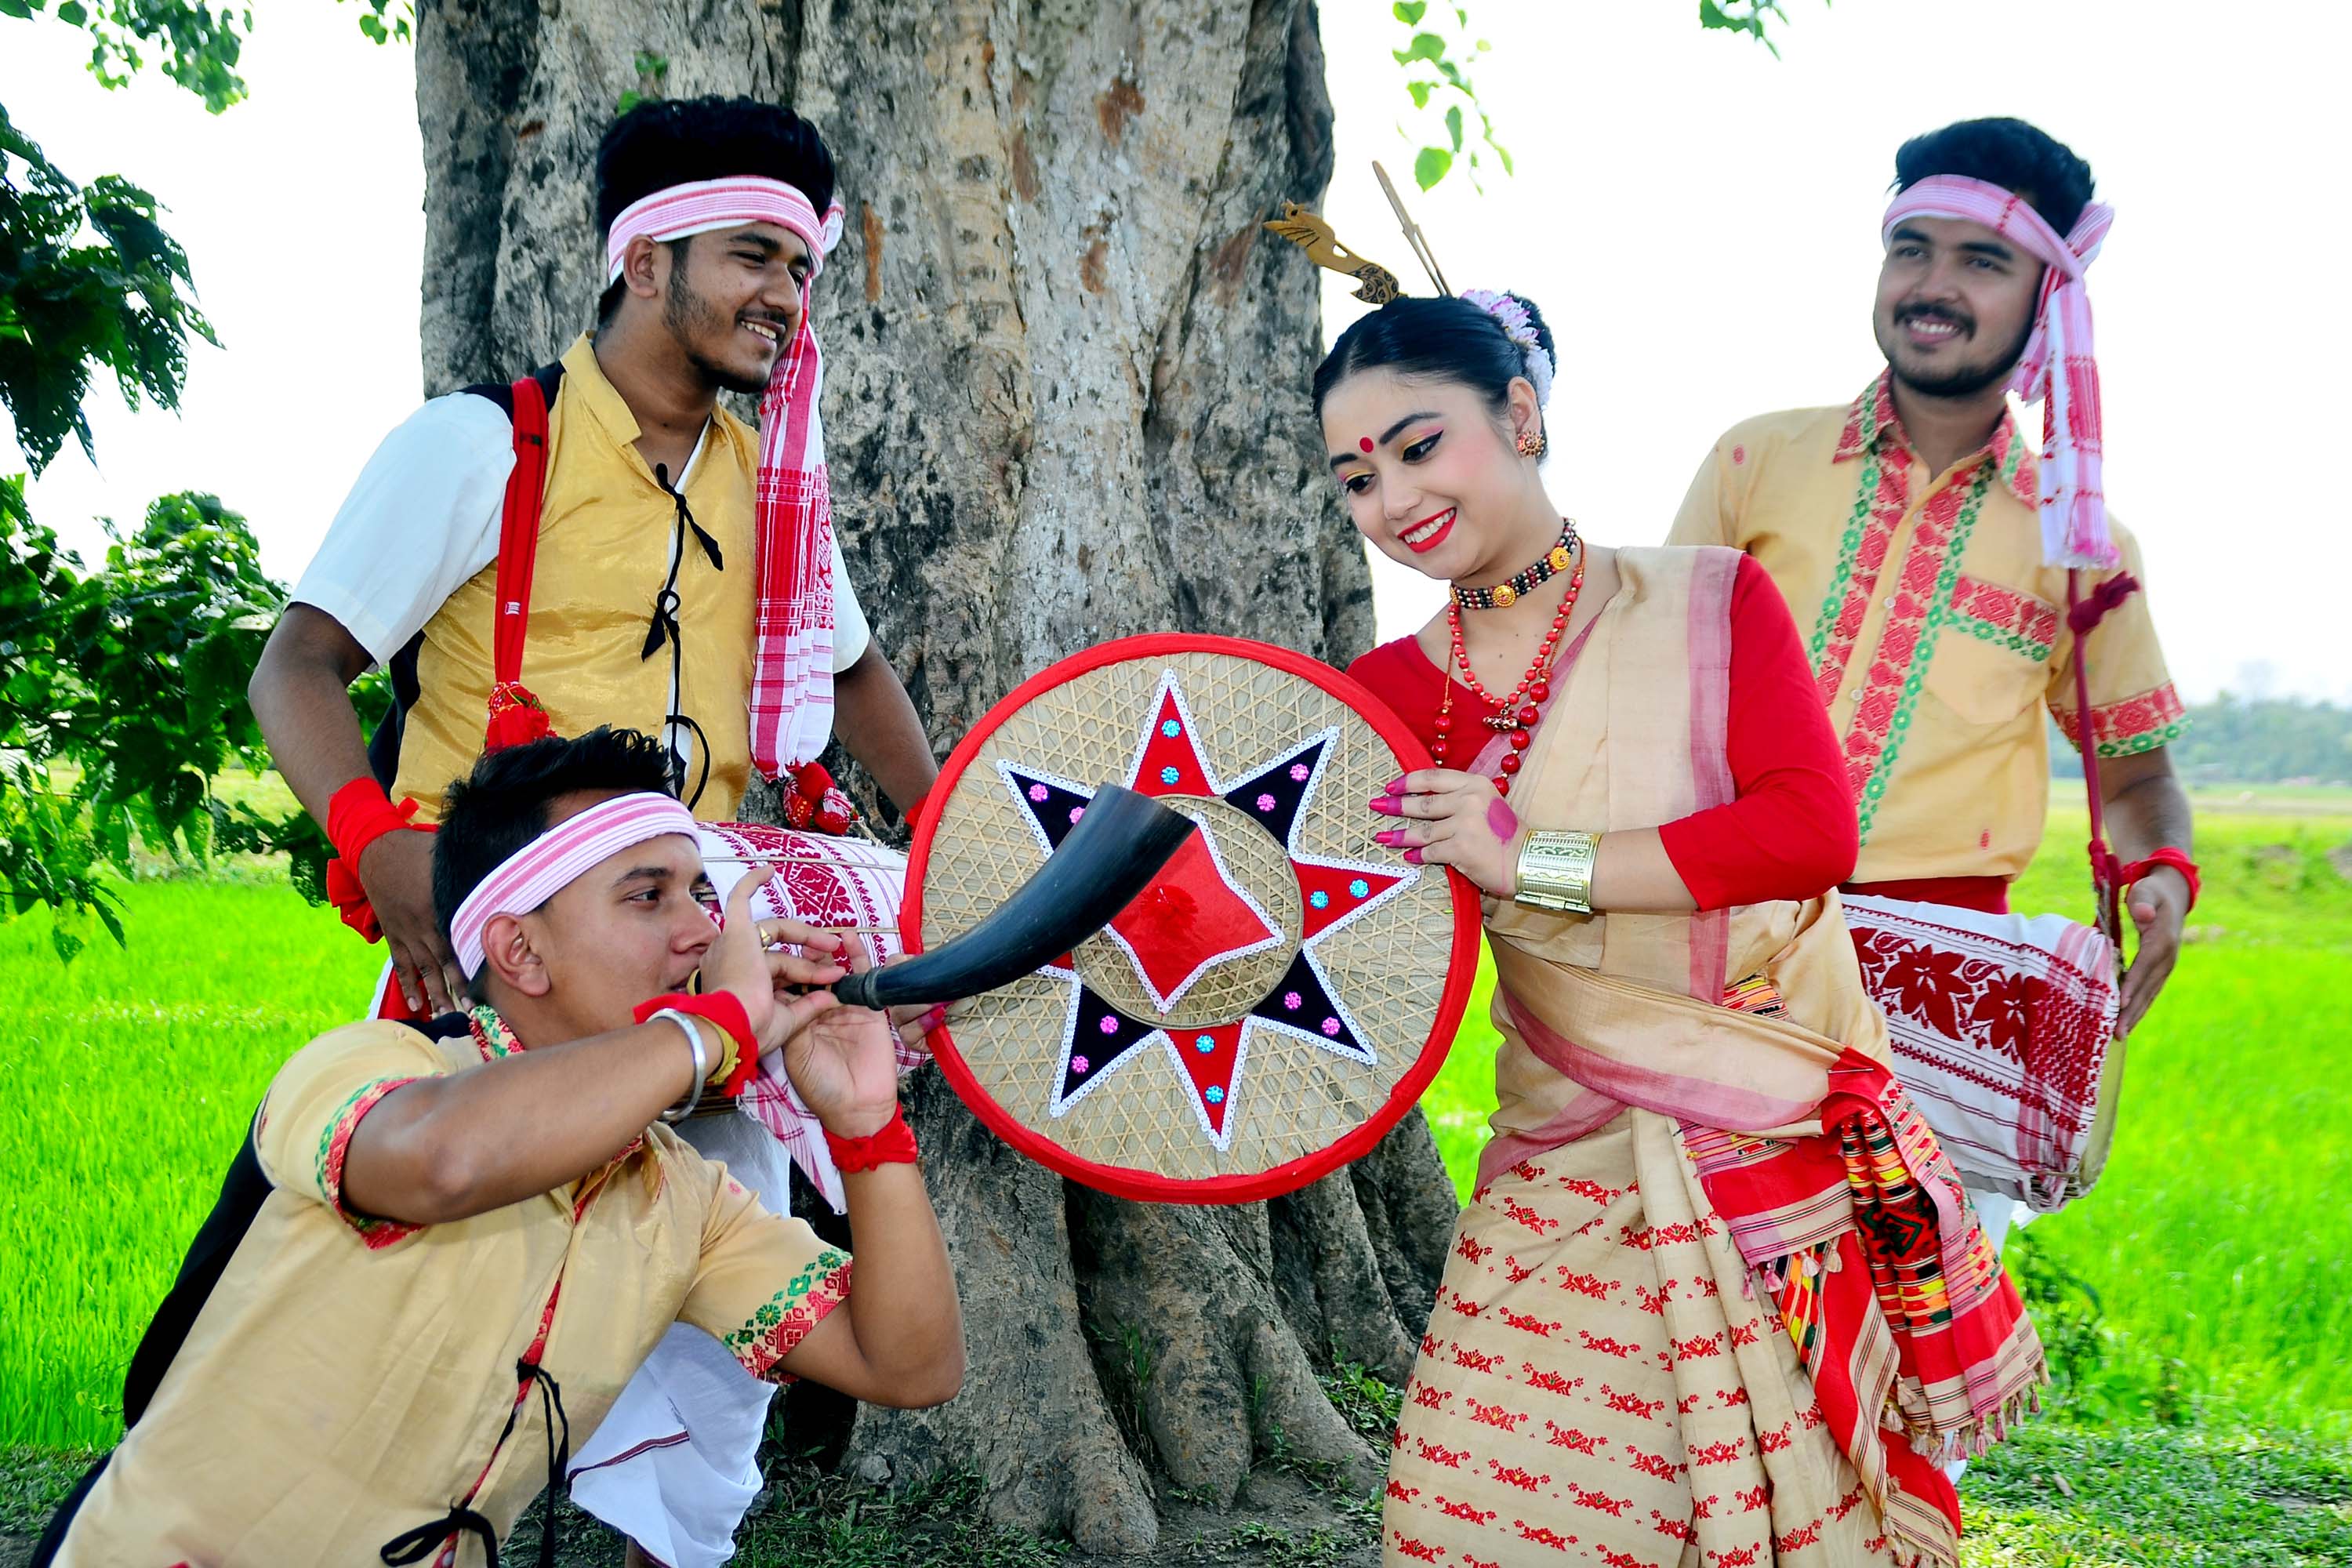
[570,1112,798,1566]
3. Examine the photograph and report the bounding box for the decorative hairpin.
[1261,205,1403,304]
[1265,168,1553,406]
[1372,161,1452,295]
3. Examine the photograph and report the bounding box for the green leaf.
[1406,80,1434,109]
[56,0,86,24]
[1445,104,1463,152]
[1391,0,1426,22]
[1414,146,1453,191]
[1392,31,1446,65]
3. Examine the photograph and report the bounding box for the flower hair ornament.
[1456,287,1554,409]
[1264,162,1553,408]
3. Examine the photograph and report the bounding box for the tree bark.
[415,0,1455,1551]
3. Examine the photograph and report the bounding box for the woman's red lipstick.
[1401,506,1456,554]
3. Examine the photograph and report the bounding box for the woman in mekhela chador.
[1312,279,2045,1566]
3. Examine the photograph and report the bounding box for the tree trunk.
[415,0,1458,1551]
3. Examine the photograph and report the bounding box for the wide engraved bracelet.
[1514,830,1599,914]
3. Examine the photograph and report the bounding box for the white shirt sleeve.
[291,393,518,665]
[829,531,873,674]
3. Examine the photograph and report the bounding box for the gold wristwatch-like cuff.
[1513,830,1599,914]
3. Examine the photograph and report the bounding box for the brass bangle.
[1514,830,1599,914]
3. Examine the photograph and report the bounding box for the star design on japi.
[996,670,1415,1149]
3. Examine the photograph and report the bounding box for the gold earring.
[1516,428,1547,459]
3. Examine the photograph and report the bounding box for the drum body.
[1843,893,2122,1211]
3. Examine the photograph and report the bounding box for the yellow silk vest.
[393,336,760,823]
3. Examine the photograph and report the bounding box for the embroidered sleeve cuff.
[315,1075,426,1250]
[722,1247,853,1383]
[2054,681,2190,758]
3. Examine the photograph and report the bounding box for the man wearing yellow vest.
[1668,118,2197,1254]
[252,96,935,1018]
[249,96,940,1568]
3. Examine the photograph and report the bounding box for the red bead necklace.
[1432,541,1584,798]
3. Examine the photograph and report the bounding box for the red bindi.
[1358,437,1374,453]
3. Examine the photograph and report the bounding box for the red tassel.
[2065,572,2140,636]
[792,760,837,803]
[485,682,552,752]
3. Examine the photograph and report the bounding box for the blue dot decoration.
[1160,765,1180,785]
[1309,890,1330,909]
[1348,877,1370,898]
[1205,1086,1225,1105]
[1194,1033,1215,1053]
[1161,719,1182,738]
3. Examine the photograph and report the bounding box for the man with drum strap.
[1668,118,2197,1245]
[249,94,936,1022]
[245,96,938,1568]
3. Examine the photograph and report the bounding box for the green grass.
[1961,1422,2352,1565]
[0,876,382,1447]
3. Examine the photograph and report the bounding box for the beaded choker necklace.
[1450,519,1580,611]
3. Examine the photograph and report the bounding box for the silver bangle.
[652,1008,708,1123]
[1514,829,1599,914]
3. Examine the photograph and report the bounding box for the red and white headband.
[1882,174,2118,568]
[604,175,847,286]
[451,792,702,976]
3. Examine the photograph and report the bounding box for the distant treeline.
[2050,695,2352,784]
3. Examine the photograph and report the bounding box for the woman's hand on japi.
[1368,769,1526,899]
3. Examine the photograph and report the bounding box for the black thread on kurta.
[378,1359,571,1568]
[645,463,720,810]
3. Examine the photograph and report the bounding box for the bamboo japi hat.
[909,635,1479,1203]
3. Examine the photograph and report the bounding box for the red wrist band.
[2118,847,2199,913]
[326,777,422,867]
[323,779,430,943]
[634,992,759,1096]
[824,1105,919,1173]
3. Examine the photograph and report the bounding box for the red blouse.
[1345,554,1856,912]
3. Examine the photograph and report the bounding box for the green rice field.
[2,786,2347,1560]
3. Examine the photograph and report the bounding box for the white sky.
[6,1,2347,702]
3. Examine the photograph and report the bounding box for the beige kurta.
[56,1017,851,1567]
[1667,373,2183,883]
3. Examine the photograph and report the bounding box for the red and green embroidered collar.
[1833,372,2039,510]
